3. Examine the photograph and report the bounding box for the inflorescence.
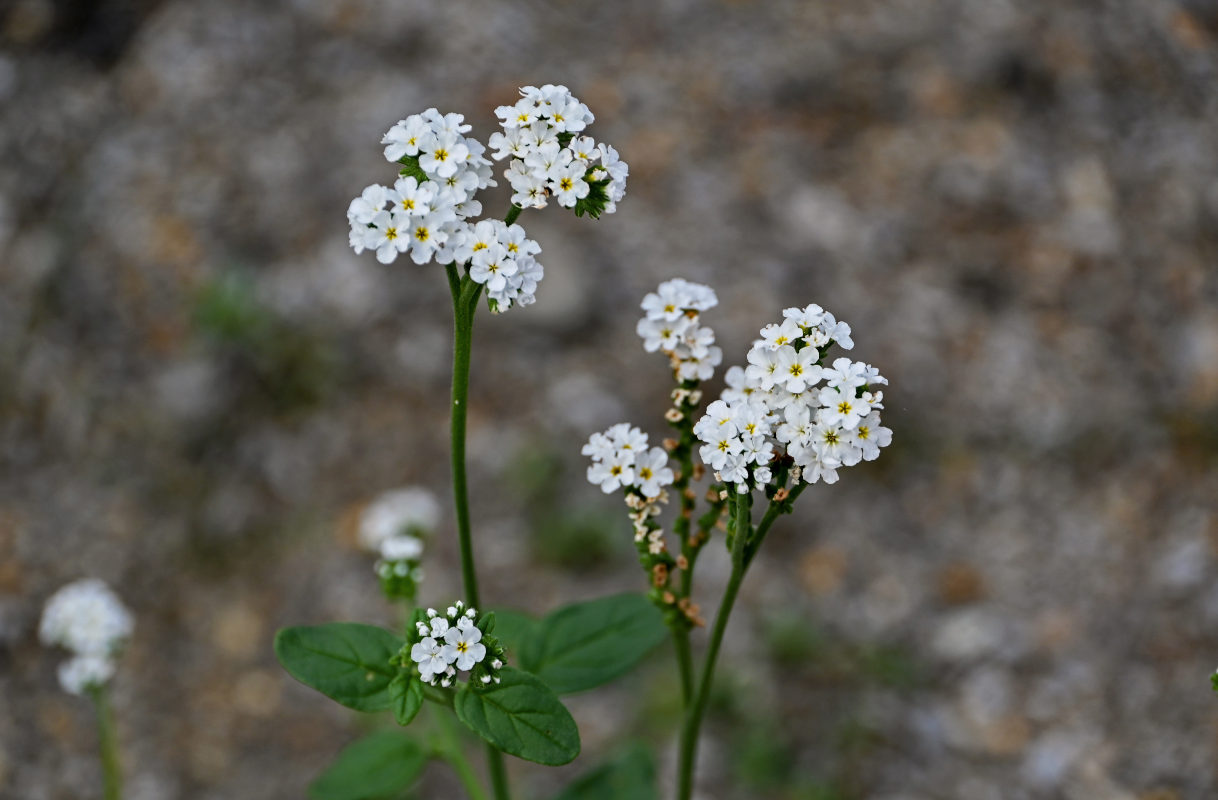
[584,280,892,625]
[359,487,439,600]
[347,85,628,312]
[401,602,505,689]
[697,304,890,492]
[39,579,134,695]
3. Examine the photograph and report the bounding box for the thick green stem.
[89,686,122,800]
[676,492,751,800]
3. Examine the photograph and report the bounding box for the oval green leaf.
[309,730,427,800]
[389,671,424,727]
[524,594,668,694]
[454,667,580,765]
[274,623,403,712]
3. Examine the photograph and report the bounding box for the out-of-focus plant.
[40,579,134,800]
[273,84,892,800]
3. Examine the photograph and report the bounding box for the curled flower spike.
[399,602,506,689]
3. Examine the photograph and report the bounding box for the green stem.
[450,278,481,611]
[744,483,807,569]
[676,492,751,800]
[434,708,491,800]
[90,686,122,800]
[447,268,510,800]
[504,204,522,226]
[672,630,694,706]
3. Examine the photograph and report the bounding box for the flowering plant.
[274,85,891,800]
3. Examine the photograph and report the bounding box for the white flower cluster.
[636,279,722,382]
[359,487,438,598]
[489,84,628,214]
[583,424,675,498]
[39,579,134,694]
[359,487,436,560]
[409,603,501,687]
[696,304,891,489]
[348,108,495,265]
[451,219,543,310]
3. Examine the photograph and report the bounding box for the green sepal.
[573,175,611,219]
[397,155,428,183]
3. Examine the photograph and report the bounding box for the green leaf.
[550,743,657,800]
[488,609,539,656]
[389,672,424,726]
[274,623,404,712]
[454,667,580,765]
[520,594,668,694]
[309,730,427,800]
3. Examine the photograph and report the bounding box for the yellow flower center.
[414,227,430,242]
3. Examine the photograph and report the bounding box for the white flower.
[443,625,487,671]
[548,162,590,208]
[382,116,434,162]
[358,487,440,552]
[582,431,616,461]
[418,132,469,179]
[847,411,892,462]
[634,447,675,498]
[379,534,424,561]
[469,244,518,293]
[587,450,636,494]
[817,386,866,431]
[759,319,803,350]
[783,303,825,329]
[773,346,822,393]
[348,184,389,224]
[40,579,133,657]
[57,654,116,695]
[636,316,690,353]
[410,637,448,681]
[744,347,781,391]
[608,423,649,453]
[368,211,411,264]
[389,176,434,217]
[821,358,869,393]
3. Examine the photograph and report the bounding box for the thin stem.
[448,273,510,800]
[433,708,491,800]
[672,630,694,706]
[450,282,481,610]
[485,747,510,800]
[744,483,807,569]
[676,492,751,800]
[90,686,122,800]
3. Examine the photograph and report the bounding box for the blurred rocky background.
[3,0,1218,798]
